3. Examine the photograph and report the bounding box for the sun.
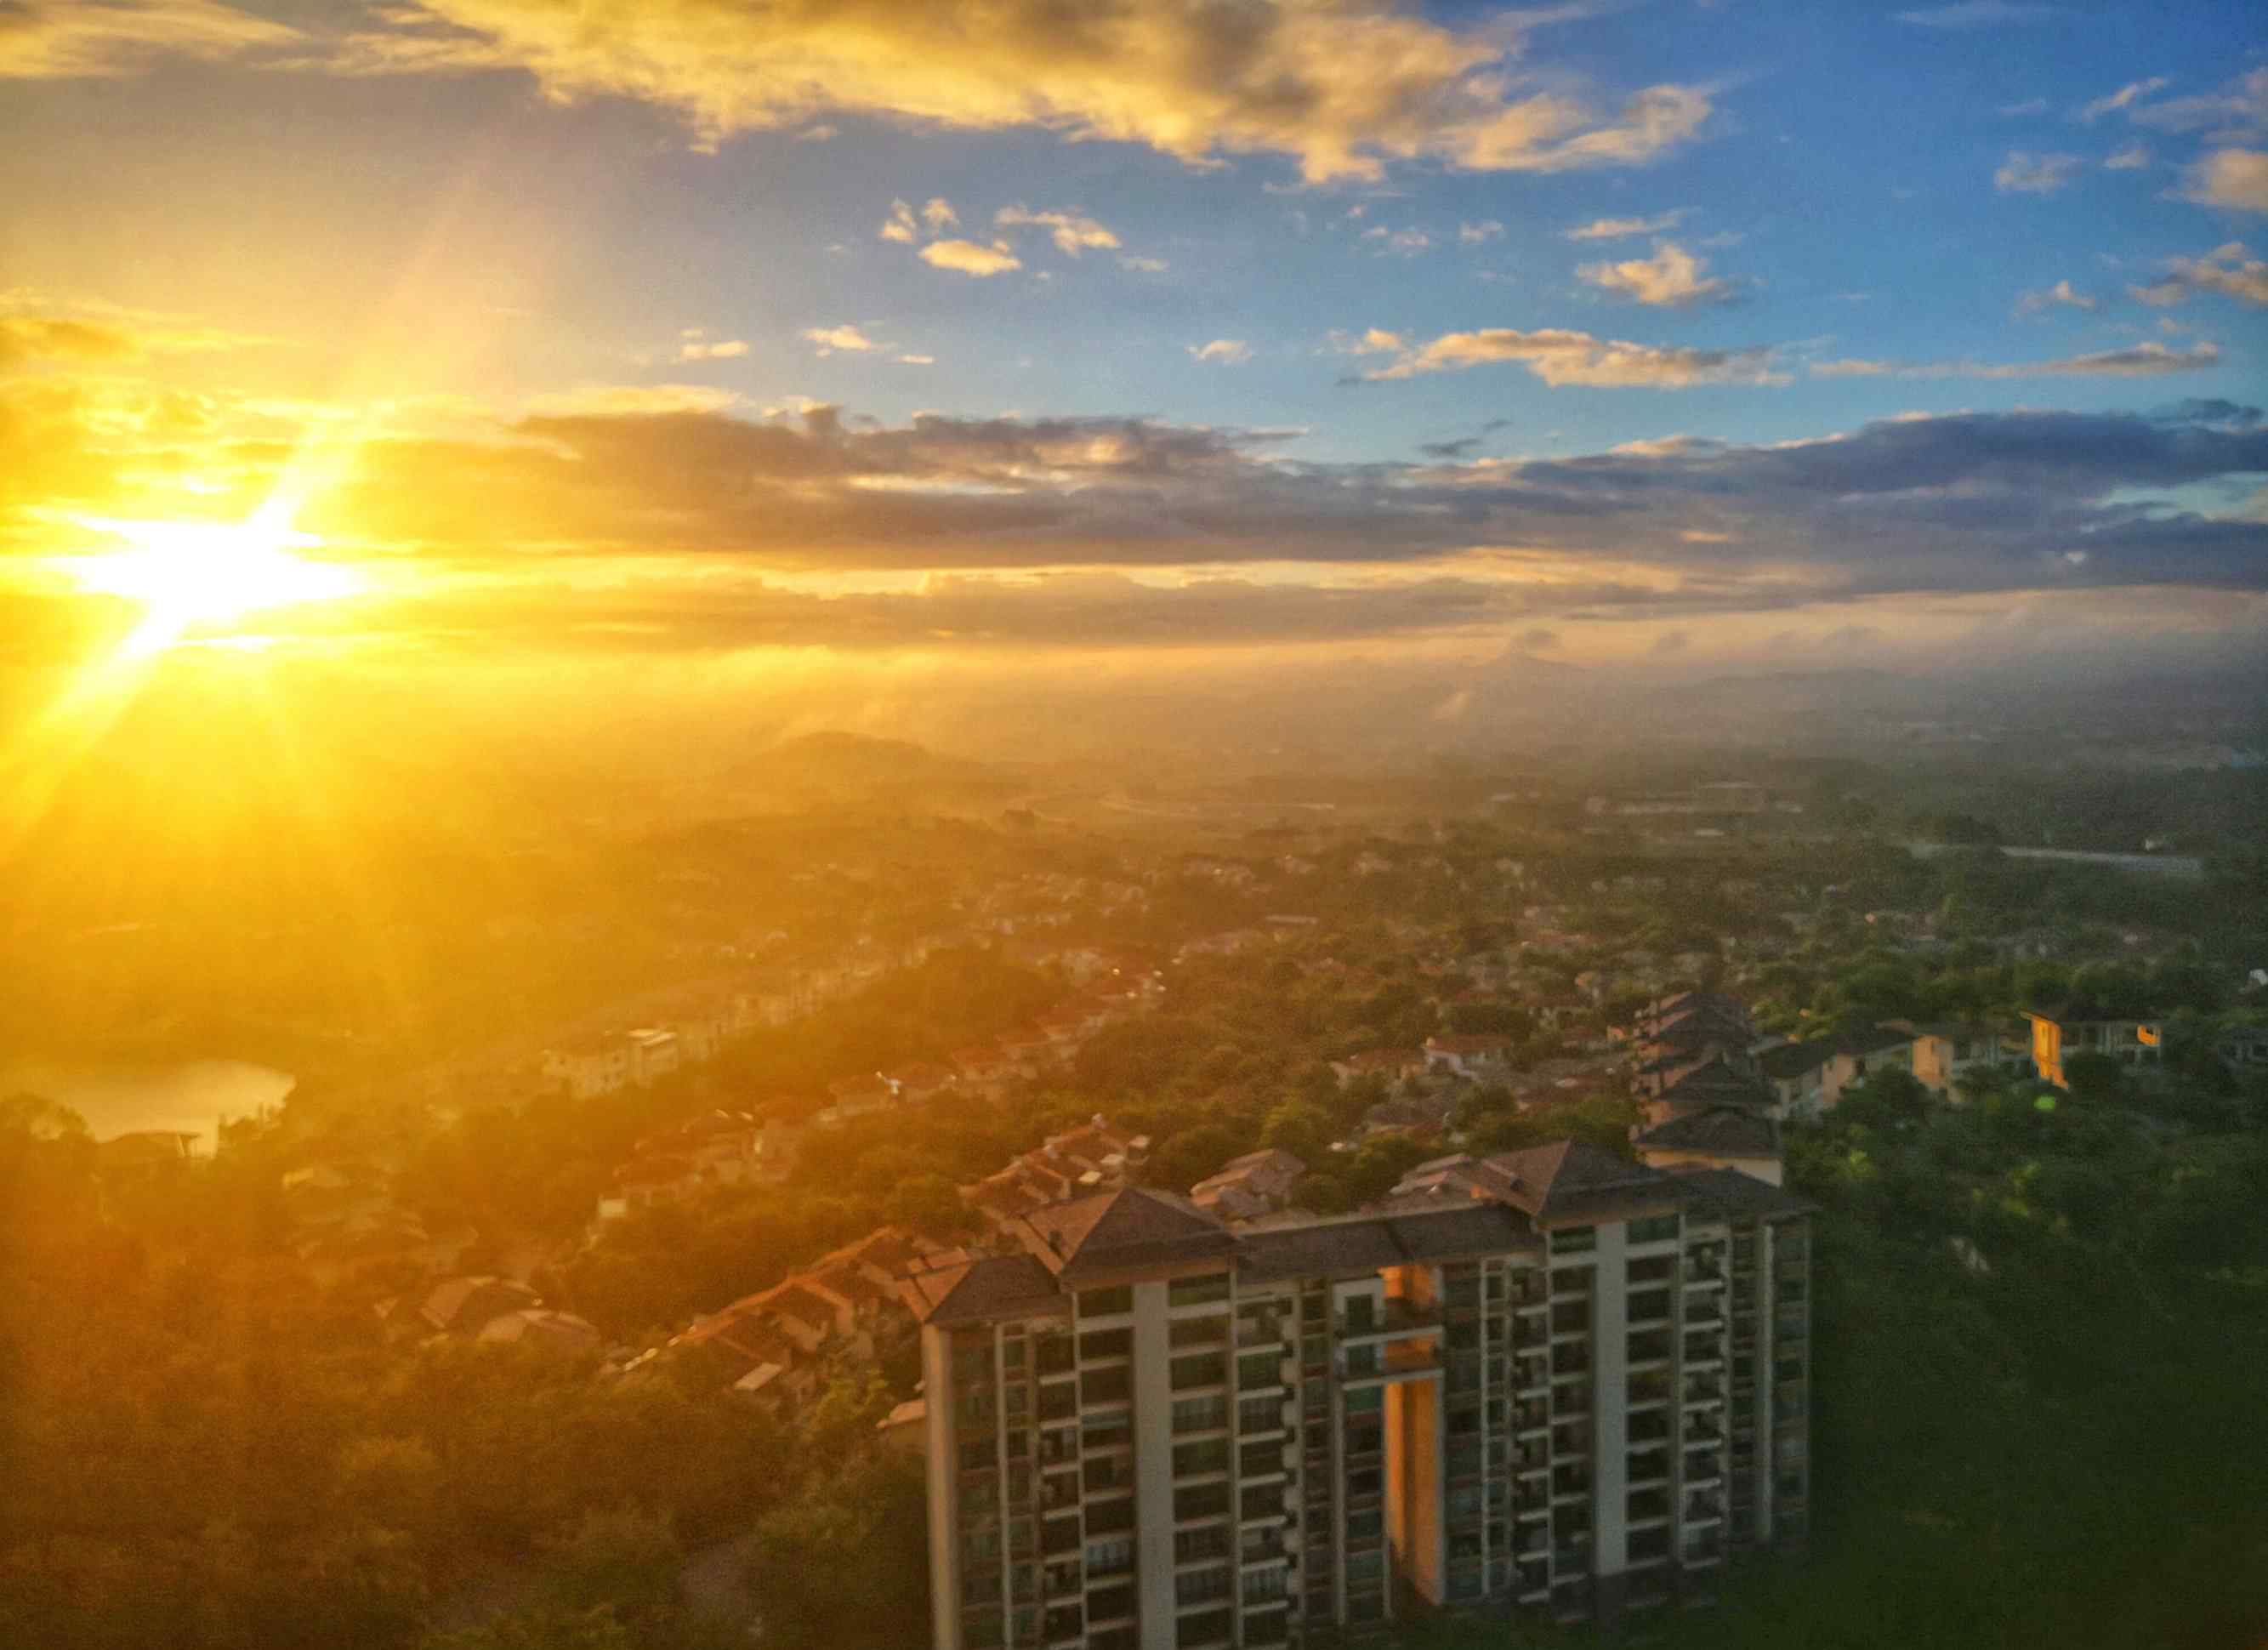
[60,507,367,653]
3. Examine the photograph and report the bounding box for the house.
[1422,1033,1515,1083]
[597,1110,773,1220]
[818,1072,895,1126]
[1631,1106,1783,1187]
[959,1116,1151,1234]
[2025,1009,2164,1090]
[1189,1148,1308,1221]
[950,1043,1020,1095]
[418,1275,543,1338]
[1821,1026,1915,1108]
[1754,1040,1833,1120]
[477,1308,604,1358]
[890,1061,957,1104]
[2219,1024,2268,1070]
[1910,1023,2030,1098]
[542,1027,682,1098]
[1634,1051,1777,1124]
[1329,1047,1429,1090]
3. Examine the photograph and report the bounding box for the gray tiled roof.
[1014,1186,1241,1281]
[1666,1167,1815,1220]
[1237,1203,1536,1282]
[896,1255,1071,1326]
[1634,1105,1781,1158]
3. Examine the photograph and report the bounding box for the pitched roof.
[1837,1024,1913,1056]
[895,1254,1070,1326]
[1237,1203,1536,1283]
[1665,1166,1815,1221]
[1475,1141,1685,1223]
[1634,1105,1781,1158]
[1756,1040,1833,1079]
[1012,1186,1239,1280]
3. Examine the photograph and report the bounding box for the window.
[1169,1314,1227,1348]
[1085,1537,1134,1578]
[1238,1350,1282,1390]
[1344,1385,1383,1414]
[1172,1395,1229,1435]
[1174,1437,1230,1476]
[1174,1482,1230,1522]
[1079,1328,1132,1361]
[1174,1524,1231,1564]
[1345,1508,1383,1540]
[1002,1337,1026,1372]
[1553,1225,1596,1254]
[1083,1366,1131,1405]
[1171,1351,1226,1391]
[1169,1272,1231,1308]
[1079,1286,1134,1317]
[1629,1213,1681,1246]
[1176,1607,1233,1648]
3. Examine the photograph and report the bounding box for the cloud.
[897,354,935,366]
[1361,226,1434,257]
[2080,77,2169,123]
[2014,278,2095,316]
[1649,629,1689,655]
[2177,149,2268,214]
[1575,241,1735,307]
[1118,255,1169,273]
[0,307,259,369]
[0,0,296,79]
[520,384,745,418]
[1563,209,1691,241]
[9,382,2267,657]
[918,239,1024,276]
[1458,220,1505,245]
[1998,97,2049,117]
[2124,68,2267,140]
[1811,341,2219,378]
[363,0,1715,181]
[994,206,1119,257]
[1189,339,1253,366]
[922,197,958,231]
[1995,151,2084,194]
[2104,144,2151,170]
[1895,3,2054,27]
[677,332,750,361]
[1356,326,1788,387]
[802,324,882,355]
[879,200,918,242]
[2127,243,2268,308]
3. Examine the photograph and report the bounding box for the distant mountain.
[725,731,1010,807]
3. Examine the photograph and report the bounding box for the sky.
[1,0,2265,748]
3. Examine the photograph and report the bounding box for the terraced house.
[900,1142,1811,1650]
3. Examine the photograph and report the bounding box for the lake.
[0,1058,297,1150]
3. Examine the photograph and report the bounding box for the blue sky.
[1,0,2263,680]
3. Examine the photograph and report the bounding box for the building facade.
[901,1146,1810,1650]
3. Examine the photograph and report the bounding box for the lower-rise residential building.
[899,1143,1811,1650]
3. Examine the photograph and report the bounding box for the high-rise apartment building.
[899,1141,1811,1650]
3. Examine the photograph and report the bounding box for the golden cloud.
[0,0,295,79]
[376,0,1713,180]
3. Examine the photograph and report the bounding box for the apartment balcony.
[1336,1300,1444,1343]
[1339,1340,1444,1386]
